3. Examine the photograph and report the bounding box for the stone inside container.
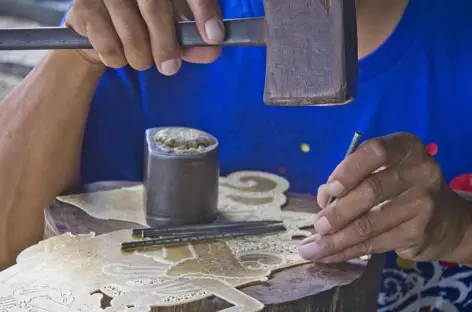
[153,127,217,155]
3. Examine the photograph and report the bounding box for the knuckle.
[92,34,127,67]
[155,45,181,61]
[122,38,152,64]
[333,250,348,263]
[387,132,424,164]
[354,215,375,238]
[317,237,335,254]
[97,40,122,57]
[360,241,374,255]
[328,205,341,225]
[363,138,388,163]
[415,194,435,217]
[403,133,427,162]
[119,27,147,46]
[128,59,152,71]
[363,174,385,201]
[65,7,87,34]
[399,132,422,145]
[173,0,193,19]
[405,226,423,243]
[407,133,426,151]
[419,158,443,188]
[402,218,428,246]
[100,58,126,69]
[98,51,127,68]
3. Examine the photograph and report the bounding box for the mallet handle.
[0,17,265,50]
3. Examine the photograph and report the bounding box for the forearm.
[0,50,104,268]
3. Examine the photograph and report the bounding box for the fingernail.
[205,17,224,41]
[314,216,332,235]
[299,242,322,260]
[317,184,329,209]
[160,59,180,76]
[326,180,345,197]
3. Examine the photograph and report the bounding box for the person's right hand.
[65,0,224,75]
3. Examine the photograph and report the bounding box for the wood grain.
[44,181,384,312]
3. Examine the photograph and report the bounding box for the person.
[1,0,472,310]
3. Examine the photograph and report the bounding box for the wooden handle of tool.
[0,18,265,50]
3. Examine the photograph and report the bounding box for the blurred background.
[0,0,69,99]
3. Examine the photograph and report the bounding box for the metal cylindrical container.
[144,127,219,227]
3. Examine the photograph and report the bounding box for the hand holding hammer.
[0,0,358,105]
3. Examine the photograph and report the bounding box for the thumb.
[181,0,222,64]
[186,0,225,44]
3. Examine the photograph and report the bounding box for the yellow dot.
[300,143,311,153]
[396,256,415,269]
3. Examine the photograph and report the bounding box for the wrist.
[442,196,472,264]
[43,50,105,76]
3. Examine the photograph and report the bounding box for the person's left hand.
[299,132,472,264]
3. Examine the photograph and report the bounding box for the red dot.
[450,174,472,192]
[442,261,457,269]
[279,167,286,175]
[426,143,438,156]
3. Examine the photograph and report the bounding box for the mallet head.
[263,0,358,106]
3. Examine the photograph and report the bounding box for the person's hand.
[65,0,224,75]
[299,132,472,264]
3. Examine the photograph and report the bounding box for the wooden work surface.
[44,181,385,312]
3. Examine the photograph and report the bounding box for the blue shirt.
[81,0,472,310]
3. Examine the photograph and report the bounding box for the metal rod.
[327,131,363,205]
[132,220,282,237]
[122,225,286,251]
[138,223,285,239]
[0,17,265,50]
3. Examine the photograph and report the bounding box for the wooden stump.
[44,181,385,312]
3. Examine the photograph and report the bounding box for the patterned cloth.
[380,147,472,312]
[379,257,472,312]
